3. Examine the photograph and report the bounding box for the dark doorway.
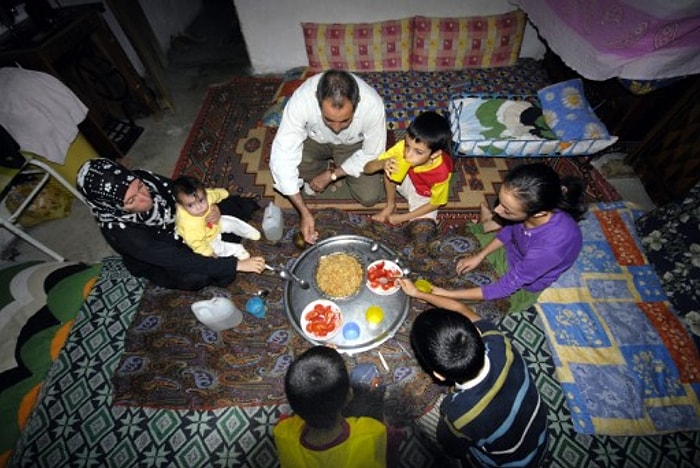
[167,0,250,69]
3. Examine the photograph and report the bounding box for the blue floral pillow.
[537,78,610,140]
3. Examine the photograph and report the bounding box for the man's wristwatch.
[330,169,338,182]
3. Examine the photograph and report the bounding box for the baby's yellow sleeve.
[207,188,230,204]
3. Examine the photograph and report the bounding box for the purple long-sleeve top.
[481,210,582,300]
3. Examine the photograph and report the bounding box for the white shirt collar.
[454,355,491,390]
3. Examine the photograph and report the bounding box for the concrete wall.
[60,0,202,75]
[234,0,546,75]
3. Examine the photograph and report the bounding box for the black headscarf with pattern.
[77,158,175,233]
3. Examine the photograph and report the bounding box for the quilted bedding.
[0,261,101,466]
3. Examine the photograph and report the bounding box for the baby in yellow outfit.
[172,176,260,259]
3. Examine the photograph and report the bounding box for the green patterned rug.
[0,261,102,466]
[10,256,700,467]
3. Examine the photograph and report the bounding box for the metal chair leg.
[0,216,65,261]
[1,156,85,261]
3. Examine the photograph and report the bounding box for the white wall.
[234,0,546,75]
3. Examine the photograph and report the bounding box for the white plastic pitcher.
[262,202,284,243]
[191,297,242,331]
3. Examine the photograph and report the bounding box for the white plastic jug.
[262,202,284,243]
[191,297,242,331]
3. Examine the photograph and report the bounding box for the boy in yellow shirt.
[273,346,387,468]
[364,111,454,225]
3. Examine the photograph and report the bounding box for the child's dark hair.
[406,111,453,157]
[172,175,205,202]
[316,70,360,110]
[284,346,350,429]
[504,163,587,221]
[410,308,485,386]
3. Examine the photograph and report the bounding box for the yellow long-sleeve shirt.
[175,188,229,256]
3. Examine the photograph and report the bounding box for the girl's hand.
[397,278,419,297]
[456,255,482,275]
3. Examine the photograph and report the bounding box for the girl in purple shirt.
[432,163,586,312]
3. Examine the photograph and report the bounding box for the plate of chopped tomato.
[300,299,343,341]
[366,260,403,295]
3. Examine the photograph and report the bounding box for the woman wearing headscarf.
[77,158,266,290]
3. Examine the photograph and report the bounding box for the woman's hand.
[236,256,266,273]
[456,254,483,275]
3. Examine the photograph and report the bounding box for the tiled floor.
[1,2,657,264]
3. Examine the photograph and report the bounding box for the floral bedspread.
[513,0,700,80]
[635,182,700,355]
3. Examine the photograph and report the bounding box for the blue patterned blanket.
[535,202,700,435]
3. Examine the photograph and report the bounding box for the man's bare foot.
[303,182,318,197]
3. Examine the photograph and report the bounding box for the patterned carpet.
[19,70,692,466]
[11,256,700,467]
[173,73,620,213]
[111,209,502,413]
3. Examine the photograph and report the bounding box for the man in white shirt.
[269,70,386,244]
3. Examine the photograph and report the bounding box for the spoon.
[282,267,311,289]
[392,258,411,276]
[265,264,310,289]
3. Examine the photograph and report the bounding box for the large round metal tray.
[284,235,410,355]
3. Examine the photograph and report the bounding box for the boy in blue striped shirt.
[399,278,549,467]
